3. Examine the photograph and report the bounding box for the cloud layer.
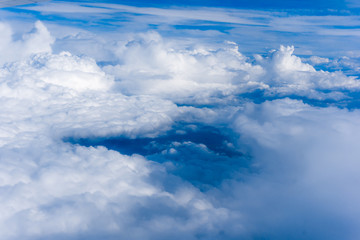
[0,4,360,239]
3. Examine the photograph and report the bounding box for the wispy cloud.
[23,1,269,25]
[18,1,360,57]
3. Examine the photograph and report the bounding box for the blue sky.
[0,1,360,239]
[66,0,350,10]
[6,0,359,58]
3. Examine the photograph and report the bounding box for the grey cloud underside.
[0,0,47,8]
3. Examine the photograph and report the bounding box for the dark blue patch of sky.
[65,123,251,189]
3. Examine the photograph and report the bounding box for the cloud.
[103,33,253,104]
[226,98,360,238]
[102,33,360,103]
[0,4,360,239]
[0,0,49,8]
[307,55,330,65]
[0,21,53,65]
[23,2,264,25]
[19,1,360,58]
[0,21,234,240]
[346,0,360,8]
[0,142,235,239]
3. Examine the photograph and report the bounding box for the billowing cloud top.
[0,1,360,239]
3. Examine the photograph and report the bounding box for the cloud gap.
[64,122,249,189]
[65,123,238,156]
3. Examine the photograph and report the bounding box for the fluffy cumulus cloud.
[0,21,53,65]
[1,3,360,239]
[230,99,360,238]
[103,34,360,104]
[0,20,233,240]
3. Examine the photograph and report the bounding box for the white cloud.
[0,143,233,239]
[0,21,235,239]
[0,8,359,239]
[102,33,360,102]
[253,46,360,99]
[308,55,330,65]
[346,0,360,8]
[0,21,53,65]
[23,2,265,25]
[227,98,360,238]
[17,1,360,58]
